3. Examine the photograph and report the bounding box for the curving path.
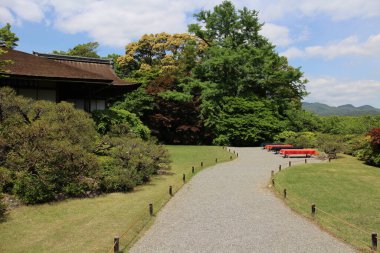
[130,147,356,253]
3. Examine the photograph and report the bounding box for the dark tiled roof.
[0,47,136,86]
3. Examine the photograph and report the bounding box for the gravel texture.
[130,147,356,253]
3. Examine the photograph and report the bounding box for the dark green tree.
[0,23,19,49]
[53,42,100,58]
[188,1,306,145]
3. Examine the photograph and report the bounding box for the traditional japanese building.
[0,47,139,112]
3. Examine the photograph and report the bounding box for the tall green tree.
[53,42,100,58]
[0,23,19,49]
[189,1,307,145]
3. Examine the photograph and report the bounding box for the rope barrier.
[314,215,371,250]
[271,159,376,251]
[315,207,371,235]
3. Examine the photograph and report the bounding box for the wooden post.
[305,159,307,164]
[279,165,282,172]
[192,166,195,174]
[169,186,173,196]
[230,155,232,160]
[182,174,186,183]
[272,178,275,186]
[283,189,287,198]
[289,161,292,167]
[237,153,239,157]
[215,158,218,163]
[271,170,274,177]
[372,232,377,250]
[114,236,119,253]
[149,203,153,216]
[311,203,316,216]
[201,162,203,167]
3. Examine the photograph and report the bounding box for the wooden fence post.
[279,165,282,172]
[182,174,186,183]
[169,186,173,196]
[311,203,316,216]
[114,236,119,253]
[272,178,275,186]
[289,161,292,167]
[372,232,377,250]
[192,166,195,174]
[149,203,153,216]
[305,159,307,164]
[283,189,287,198]
[201,162,203,167]
[215,158,218,163]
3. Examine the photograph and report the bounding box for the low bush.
[0,167,12,193]
[97,135,170,192]
[92,108,150,140]
[0,87,171,205]
[284,131,317,148]
[0,194,6,221]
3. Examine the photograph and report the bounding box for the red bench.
[264,144,293,151]
[279,149,317,158]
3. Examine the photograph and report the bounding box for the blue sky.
[1,0,380,107]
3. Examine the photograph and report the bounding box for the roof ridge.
[33,52,112,65]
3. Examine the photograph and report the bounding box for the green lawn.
[0,145,234,253]
[273,155,380,252]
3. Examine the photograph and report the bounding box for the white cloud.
[304,77,380,107]
[261,23,291,47]
[258,0,380,21]
[0,0,379,48]
[0,0,45,24]
[282,34,380,59]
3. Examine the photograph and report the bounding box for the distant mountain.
[302,102,380,116]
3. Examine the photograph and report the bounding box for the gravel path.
[130,147,356,253]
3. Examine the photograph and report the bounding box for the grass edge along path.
[271,155,380,253]
[115,145,236,253]
[0,146,236,253]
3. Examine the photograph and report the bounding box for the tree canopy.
[0,23,19,49]
[53,42,100,58]
[113,1,307,145]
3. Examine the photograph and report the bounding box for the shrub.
[0,88,100,203]
[356,128,380,167]
[6,139,99,203]
[207,97,284,146]
[0,87,171,204]
[368,128,380,149]
[99,156,138,192]
[92,108,150,139]
[0,194,6,221]
[273,131,297,143]
[315,133,345,159]
[98,135,171,192]
[285,132,317,148]
[0,167,13,193]
[13,173,54,204]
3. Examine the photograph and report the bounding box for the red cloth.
[265,144,293,150]
[279,149,317,155]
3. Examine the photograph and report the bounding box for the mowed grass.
[0,145,234,253]
[273,155,380,252]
